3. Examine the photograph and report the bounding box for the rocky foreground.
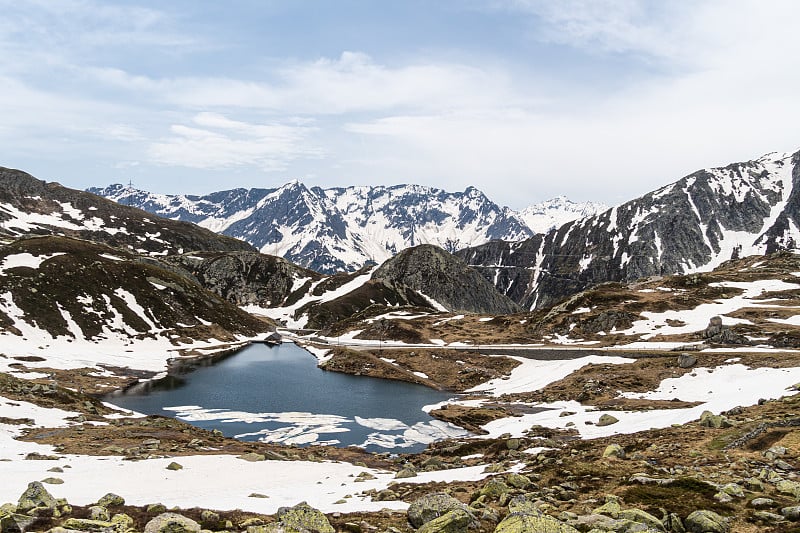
[4,351,800,533]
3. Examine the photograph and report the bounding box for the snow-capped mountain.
[519,196,608,234]
[90,182,539,274]
[458,150,800,310]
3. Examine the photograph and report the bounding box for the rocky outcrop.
[702,316,747,345]
[372,245,521,314]
[169,251,322,308]
[459,150,800,309]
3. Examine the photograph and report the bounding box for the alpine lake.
[105,342,467,453]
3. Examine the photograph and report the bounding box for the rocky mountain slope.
[372,244,521,315]
[0,235,271,372]
[90,182,546,274]
[0,167,253,255]
[459,150,800,309]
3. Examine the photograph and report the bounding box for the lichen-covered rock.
[494,509,579,533]
[479,479,510,501]
[61,517,116,531]
[618,508,666,532]
[97,493,125,508]
[684,510,729,533]
[506,473,532,490]
[699,411,732,429]
[275,502,334,533]
[111,513,135,531]
[602,444,625,458]
[166,462,183,471]
[418,508,473,533]
[395,466,418,479]
[593,496,622,519]
[776,480,800,497]
[782,506,800,520]
[143,512,201,533]
[0,513,37,533]
[408,493,471,528]
[88,505,111,521]
[147,503,168,515]
[597,414,619,427]
[17,481,57,513]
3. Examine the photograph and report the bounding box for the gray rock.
[677,354,697,368]
[750,497,775,508]
[88,505,110,521]
[494,508,579,533]
[61,518,116,531]
[781,505,800,520]
[96,493,125,507]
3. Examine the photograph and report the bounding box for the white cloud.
[147,113,323,171]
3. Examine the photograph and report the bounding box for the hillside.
[0,235,272,375]
[0,167,254,255]
[459,149,800,309]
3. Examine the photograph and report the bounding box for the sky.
[1,0,799,209]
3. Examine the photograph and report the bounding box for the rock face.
[91,181,535,274]
[372,244,521,314]
[458,150,800,309]
[169,251,322,308]
[0,167,253,255]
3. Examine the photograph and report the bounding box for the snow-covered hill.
[90,182,600,274]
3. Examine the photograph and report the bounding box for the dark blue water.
[105,343,465,452]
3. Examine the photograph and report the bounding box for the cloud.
[147,112,323,171]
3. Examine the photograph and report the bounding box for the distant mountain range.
[89,182,606,274]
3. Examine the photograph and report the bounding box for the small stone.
[166,461,183,471]
[40,477,64,485]
[248,493,269,498]
[237,452,266,462]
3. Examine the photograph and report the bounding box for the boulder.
[478,479,510,501]
[781,506,800,520]
[506,474,532,490]
[619,509,666,531]
[684,510,729,533]
[97,493,125,507]
[602,444,625,459]
[111,513,135,531]
[144,512,201,533]
[750,498,775,509]
[408,493,471,528]
[417,508,473,533]
[494,509,579,533]
[165,462,183,471]
[597,414,619,427]
[677,353,697,368]
[275,502,334,533]
[395,466,418,479]
[17,481,58,513]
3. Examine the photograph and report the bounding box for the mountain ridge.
[89,182,605,274]
[458,149,800,309]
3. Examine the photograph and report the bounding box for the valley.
[3,150,800,532]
